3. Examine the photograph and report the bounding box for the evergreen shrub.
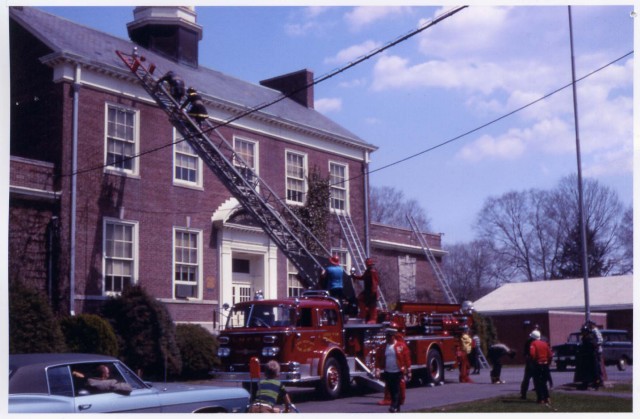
[8,279,66,353]
[60,313,118,356]
[176,324,219,380]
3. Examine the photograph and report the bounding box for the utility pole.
[568,6,590,323]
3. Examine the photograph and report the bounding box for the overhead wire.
[65,5,468,178]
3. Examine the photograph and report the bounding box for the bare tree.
[615,206,633,274]
[476,174,628,282]
[443,239,505,301]
[370,186,431,230]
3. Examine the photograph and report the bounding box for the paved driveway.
[283,365,631,413]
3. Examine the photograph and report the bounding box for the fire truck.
[212,291,472,399]
[114,52,472,398]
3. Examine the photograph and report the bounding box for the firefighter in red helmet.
[351,257,379,323]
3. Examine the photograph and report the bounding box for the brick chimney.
[260,69,314,109]
[127,6,203,68]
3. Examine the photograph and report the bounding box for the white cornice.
[41,53,376,161]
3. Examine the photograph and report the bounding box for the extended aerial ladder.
[406,214,457,304]
[336,213,388,312]
[116,49,338,291]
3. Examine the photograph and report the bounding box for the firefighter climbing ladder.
[406,214,457,304]
[116,49,330,289]
[336,213,388,312]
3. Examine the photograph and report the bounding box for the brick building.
[9,6,448,330]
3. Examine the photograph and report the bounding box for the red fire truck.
[212,291,472,399]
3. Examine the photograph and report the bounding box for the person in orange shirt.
[529,330,553,405]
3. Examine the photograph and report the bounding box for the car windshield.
[226,303,295,328]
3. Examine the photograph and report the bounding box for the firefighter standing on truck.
[321,256,345,302]
[351,257,379,323]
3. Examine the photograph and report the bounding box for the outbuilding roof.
[10,6,376,152]
[473,275,633,315]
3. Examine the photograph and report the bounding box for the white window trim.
[173,128,203,189]
[102,217,139,297]
[329,160,349,214]
[285,149,307,206]
[104,103,140,177]
[331,247,351,271]
[172,227,204,300]
[233,136,260,176]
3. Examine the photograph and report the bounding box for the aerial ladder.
[336,213,387,312]
[406,214,457,304]
[116,49,343,292]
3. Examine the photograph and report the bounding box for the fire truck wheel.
[318,357,343,399]
[425,348,444,385]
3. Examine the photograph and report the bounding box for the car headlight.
[262,347,280,357]
[218,347,231,357]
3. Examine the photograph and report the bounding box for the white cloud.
[325,40,381,66]
[315,97,342,114]
[345,6,412,31]
[457,132,526,162]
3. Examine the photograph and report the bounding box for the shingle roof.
[10,6,375,151]
[473,275,632,315]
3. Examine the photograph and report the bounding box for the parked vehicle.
[9,353,249,413]
[552,329,633,371]
[212,291,472,399]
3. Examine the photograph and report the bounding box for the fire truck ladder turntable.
[116,50,331,289]
[406,214,457,304]
[336,213,388,312]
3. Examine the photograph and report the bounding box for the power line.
[66,5,468,178]
[364,50,634,179]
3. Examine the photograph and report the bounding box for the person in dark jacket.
[520,330,537,399]
[181,87,209,125]
[487,343,516,384]
[157,70,185,103]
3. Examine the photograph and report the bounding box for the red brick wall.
[10,18,370,324]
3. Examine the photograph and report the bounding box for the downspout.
[69,65,81,315]
[363,151,371,257]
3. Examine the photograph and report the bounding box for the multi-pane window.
[331,249,349,271]
[174,137,201,186]
[106,105,137,173]
[233,138,258,187]
[330,162,348,212]
[104,220,136,294]
[286,151,306,204]
[287,260,304,297]
[174,229,201,299]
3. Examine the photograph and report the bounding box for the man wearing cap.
[352,257,379,323]
[529,330,553,405]
[375,326,411,413]
[321,256,345,302]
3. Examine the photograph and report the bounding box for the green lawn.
[417,384,632,413]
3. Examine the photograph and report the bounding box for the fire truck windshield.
[226,303,295,328]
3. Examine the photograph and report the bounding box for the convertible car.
[9,353,249,413]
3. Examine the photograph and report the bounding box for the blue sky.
[30,3,636,245]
